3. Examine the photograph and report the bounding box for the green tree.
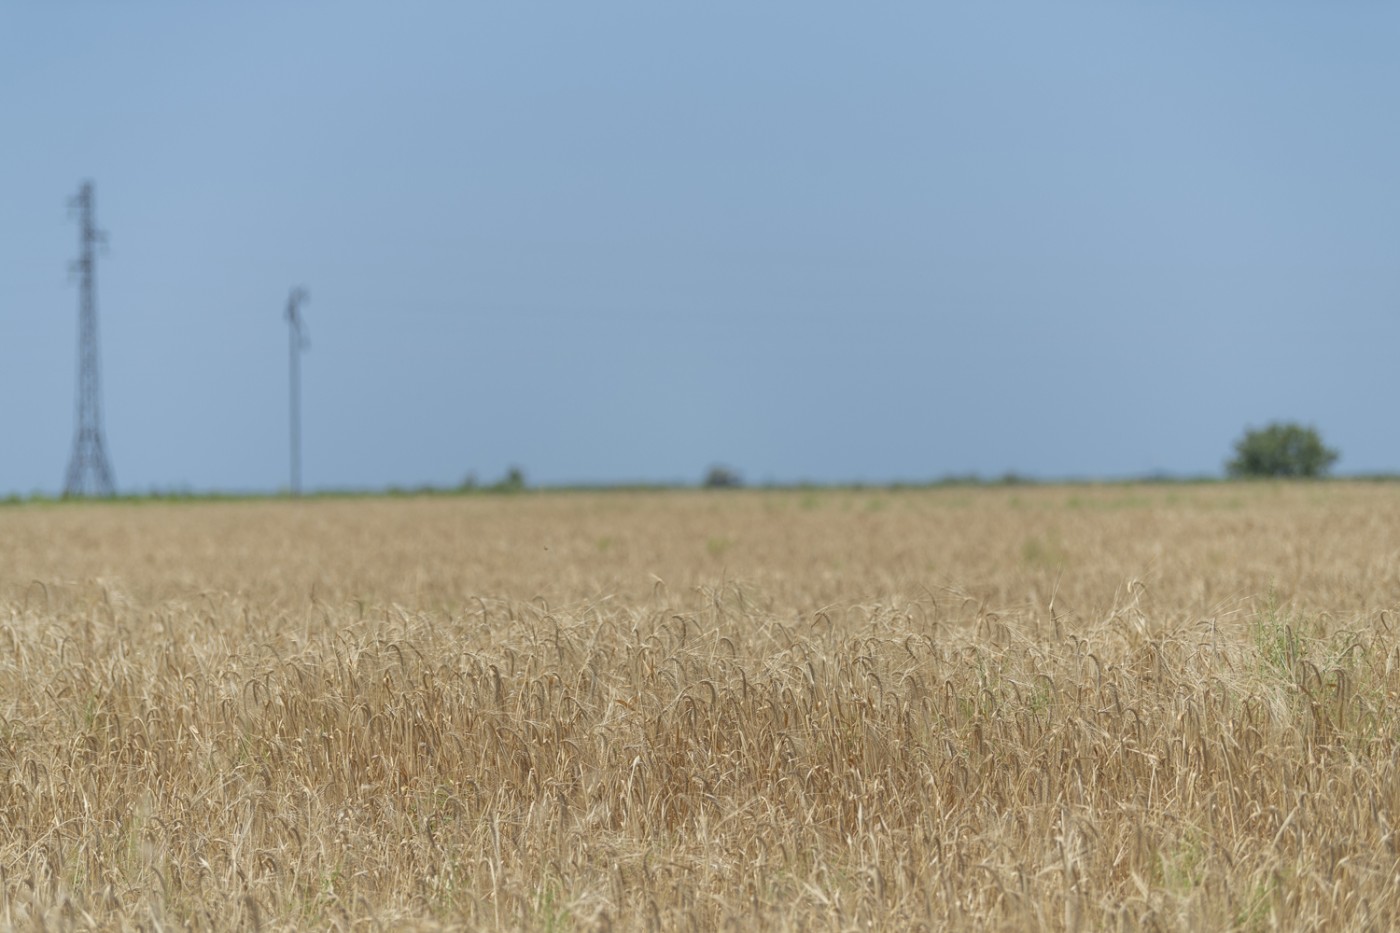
[702,464,743,489]
[492,466,527,493]
[1226,422,1338,478]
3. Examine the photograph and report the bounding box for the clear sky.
[2,3,1398,494]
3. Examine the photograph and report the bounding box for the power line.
[63,180,116,498]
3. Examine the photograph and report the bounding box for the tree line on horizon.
[9,421,1346,503]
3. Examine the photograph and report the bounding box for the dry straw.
[0,484,1398,929]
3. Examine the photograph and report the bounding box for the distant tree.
[702,465,743,489]
[1227,423,1338,478]
[492,466,527,493]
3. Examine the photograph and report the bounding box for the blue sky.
[2,3,1398,493]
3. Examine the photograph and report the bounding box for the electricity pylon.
[286,288,309,495]
[63,181,116,498]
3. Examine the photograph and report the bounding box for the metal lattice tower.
[285,287,309,495]
[63,181,116,497]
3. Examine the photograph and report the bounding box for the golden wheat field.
[3,483,1400,930]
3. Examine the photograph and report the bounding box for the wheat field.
[2,483,1400,930]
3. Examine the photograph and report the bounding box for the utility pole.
[285,288,309,495]
[63,181,116,497]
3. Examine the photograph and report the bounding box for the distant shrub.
[702,465,743,489]
[1227,422,1338,478]
[493,466,527,493]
